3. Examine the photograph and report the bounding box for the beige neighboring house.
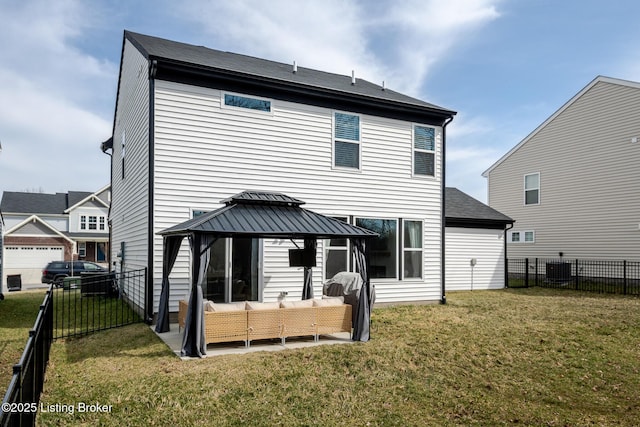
[483,76,640,260]
[0,185,110,289]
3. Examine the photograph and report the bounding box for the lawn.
[39,288,640,426]
[0,289,48,394]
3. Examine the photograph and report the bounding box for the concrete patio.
[153,324,354,359]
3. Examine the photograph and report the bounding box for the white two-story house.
[0,185,110,289]
[104,31,456,322]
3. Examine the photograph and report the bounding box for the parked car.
[41,261,108,287]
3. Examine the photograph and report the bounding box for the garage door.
[4,246,64,284]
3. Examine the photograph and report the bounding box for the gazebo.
[154,191,378,357]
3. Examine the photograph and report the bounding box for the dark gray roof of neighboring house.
[0,191,92,215]
[445,187,514,228]
[124,31,456,121]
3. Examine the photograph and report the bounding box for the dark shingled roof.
[0,191,92,214]
[124,31,456,118]
[159,191,378,239]
[445,187,513,229]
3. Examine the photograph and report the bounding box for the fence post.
[624,260,628,295]
[525,258,529,288]
[535,258,539,287]
[575,259,580,290]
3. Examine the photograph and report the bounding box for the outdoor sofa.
[178,297,352,347]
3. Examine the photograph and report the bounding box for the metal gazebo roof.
[158,191,378,239]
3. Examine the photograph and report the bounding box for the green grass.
[0,289,48,394]
[52,289,141,338]
[39,288,640,426]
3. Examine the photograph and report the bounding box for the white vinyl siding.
[109,40,151,311]
[445,227,505,291]
[487,79,640,260]
[152,80,444,310]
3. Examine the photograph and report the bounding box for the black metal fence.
[1,289,53,427]
[1,268,147,426]
[53,268,146,339]
[507,258,640,296]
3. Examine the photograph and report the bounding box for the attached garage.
[445,188,514,292]
[3,246,64,285]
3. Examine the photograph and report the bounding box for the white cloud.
[179,0,502,96]
[0,0,114,193]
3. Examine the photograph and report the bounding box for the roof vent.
[351,70,356,85]
[293,60,297,74]
[382,81,385,91]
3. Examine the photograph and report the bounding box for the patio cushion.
[245,301,280,310]
[313,297,344,307]
[280,299,314,308]
[211,301,247,312]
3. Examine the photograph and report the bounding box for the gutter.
[441,115,455,305]
[504,222,514,288]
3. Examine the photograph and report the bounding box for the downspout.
[504,222,514,288]
[146,59,158,324]
[441,116,454,305]
[100,138,113,271]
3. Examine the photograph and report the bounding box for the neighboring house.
[0,185,110,285]
[104,30,457,321]
[483,76,640,260]
[445,187,514,291]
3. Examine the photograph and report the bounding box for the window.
[80,216,87,230]
[356,218,397,279]
[121,130,126,180]
[403,220,423,279]
[324,217,350,280]
[88,216,97,230]
[78,242,86,257]
[99,217,105,231]
[510,230,535,243]
[334,112,360,169]
[192,210,208,218]
[413,125,436,176]
[524,173,540,205]
[224,93,271,112]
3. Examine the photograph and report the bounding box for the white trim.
[64,185,111,213]
[482,76,640,177]
[4,215,75,244]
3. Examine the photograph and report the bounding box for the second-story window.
[80,216,87,230]
[99,217,105,231]
[88,216,97,230]
[524,173,540,205]
[414,125,436,177]
[334,112,360,169]
[223,93,271,112]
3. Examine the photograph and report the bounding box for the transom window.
[334,112,361,169]
[223,93,271,112]
[413,125,436,177]
[524,173,540,205]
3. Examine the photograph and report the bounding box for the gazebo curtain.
[351,237,372,342]
[302,238,316,300]
[181,234,217,357]
[155,235,185,333]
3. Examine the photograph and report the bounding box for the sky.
[1,0,639,203]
